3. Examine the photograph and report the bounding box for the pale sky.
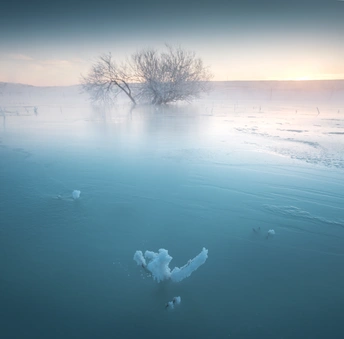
[0,0,343,86]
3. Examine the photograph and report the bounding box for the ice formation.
[134,247,208,283]
[72,190,81,199]
[267,229,276,239]
[133,250,146,267]
[170,248,208,282]
[165,296,181,310]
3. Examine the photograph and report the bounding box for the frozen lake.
[1,81,344,338]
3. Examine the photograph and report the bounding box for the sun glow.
[293,76,312,81]
[284,73,344,81]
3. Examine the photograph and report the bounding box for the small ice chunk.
[173,296,181,305]
[267,229,276,239]
[165,296,181,310]
[166,301,174,309]
[133,250,147,267]
[145,249,173,283]
[72,190,81,199]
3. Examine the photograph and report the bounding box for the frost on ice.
[133,247,208,283]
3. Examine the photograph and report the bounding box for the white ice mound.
[133,247,208,283]
[134,249,172,282]
[145,249,173,282]
[72,190,81,199]
[267,229,275,235]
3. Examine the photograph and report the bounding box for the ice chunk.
[133,250,146,267]
[72,190,81,199]
[134,247,208,283]
[145,249,173,283]
[170,247,208,282]
[165,296,181,310]
[266,229,276,239]
[166,301,174,309]
[173,296,181,305]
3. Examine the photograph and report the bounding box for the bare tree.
[81,46,212,106]
[132,46,212,104]
[81,53,136,105]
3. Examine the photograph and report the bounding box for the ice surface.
[134,248,208,283]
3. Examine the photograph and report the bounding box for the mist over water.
[1,81,344,338]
